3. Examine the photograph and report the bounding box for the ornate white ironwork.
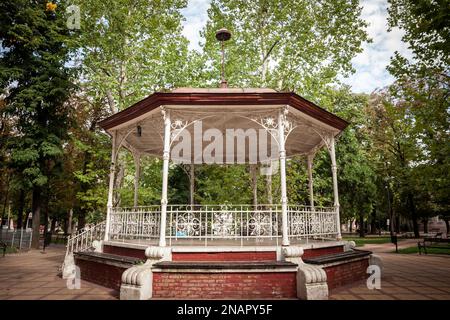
[104,204,338,245]
[248,211,272,236]
[109,206,160,240]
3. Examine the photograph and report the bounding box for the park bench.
[1,241,7,257]
[418,234,450,255]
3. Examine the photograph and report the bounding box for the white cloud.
[181,0,412,93]
[181,0,211,52]
[341,0,412,93]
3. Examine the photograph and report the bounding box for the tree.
[388,0,449,72]
[0,0,76,248]
[384,0,450,236]
[320,87,377,236]
[199,0,369,97]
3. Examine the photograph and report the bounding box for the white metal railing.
[65,221,106,256]
[108,204,338,246]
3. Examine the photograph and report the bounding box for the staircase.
[65,221,106,258]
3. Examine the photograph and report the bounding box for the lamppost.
[385,183,392,236]
[385,177,397,252]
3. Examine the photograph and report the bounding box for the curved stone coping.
[103,241,150,250]
[74,251,143,268]
[303,249,372,265]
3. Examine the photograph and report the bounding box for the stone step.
[153,260,297,270]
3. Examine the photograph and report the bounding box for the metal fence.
[0,228,33,250]
[108,204,339,246]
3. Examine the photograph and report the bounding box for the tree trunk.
[78,208,86,231]
[43,192,49,235]
[371,210,377,234]
[250,165,258,206]
[349,219,353,233]
[1,172,10,226]
[16,189,25,229]
[50,218,56,234]
[407,193,419,238]
[31,187,41,249]
[423,218,428,234]
[359,214,365,237]
[266,174,272,205]
[395,216,400,233]
[443,218,449,235]
[66,208,73,235]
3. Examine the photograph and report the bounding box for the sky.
[180,0,412,94]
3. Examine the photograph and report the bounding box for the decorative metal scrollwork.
[212,205,235,236]
[248,211,272,236]
[175,212,201,237]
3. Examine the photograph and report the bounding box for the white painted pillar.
[159,109,171,247]
[278,108,289,246]
[307,154,315,210]
[104,130,117,241]
[329,134,342,240]
[133,153,141,207]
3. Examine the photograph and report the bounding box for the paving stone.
[2,242,449,300]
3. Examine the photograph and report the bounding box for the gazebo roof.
[98,88,348,131]
[98,88,349,163]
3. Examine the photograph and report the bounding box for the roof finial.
[215,28,231,88]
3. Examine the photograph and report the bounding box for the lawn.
[342,236,403,247]
[395,245,450,255]
[2,246,18,255]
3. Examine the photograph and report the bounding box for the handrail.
[65,221,106,257]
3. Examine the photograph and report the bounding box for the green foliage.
[396,245,450,255]
[388,0,450,71]
[0,0,447,238]
[0,0,76,189]
[343,236,404,247]
[199,0,370,96]
[73,0,190,111]
[196,165,252,205]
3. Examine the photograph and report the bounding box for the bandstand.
[99,87,345,247]
[64,87,376,300]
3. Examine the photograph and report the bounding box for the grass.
[395,245,450,255]
[1,246,18,256]
[342,236,404,247]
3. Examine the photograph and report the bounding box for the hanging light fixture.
[215,28,232,88]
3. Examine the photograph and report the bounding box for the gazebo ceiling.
[98,88,349,162]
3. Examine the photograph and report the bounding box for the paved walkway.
[330,241,450,300]
[0,245,117,300]
[1,241,449,300]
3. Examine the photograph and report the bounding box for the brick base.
[75,258,127,291]
[152,272,297,299]
[324,258,369,290]
[172,251,277,261]
[103,244,345,262]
